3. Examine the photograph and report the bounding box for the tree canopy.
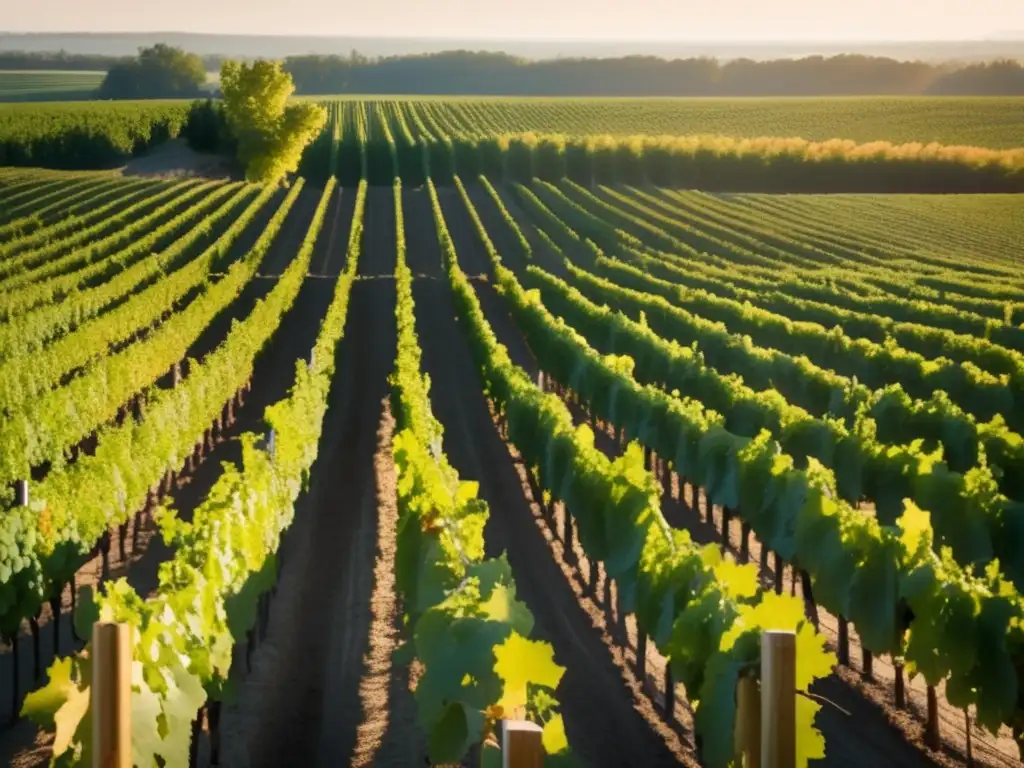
[97,44,206,100]
[219,60,327,183]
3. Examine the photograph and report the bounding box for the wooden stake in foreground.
[502,720,543,768]
[92,622,132,768]
[761,630,796,768]
[734,674,761,768]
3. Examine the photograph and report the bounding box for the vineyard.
[0,98,1023,768]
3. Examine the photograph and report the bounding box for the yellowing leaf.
[53,683,90,758]
[493,632,564,714]
[712,556,759,600]
[542,713,569,755]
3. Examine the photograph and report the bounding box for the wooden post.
[118,523,128,562]
[50,595,62,657]
[100,532,111,584]
[664,662,675,721]
[799,571,819,631]
[837,617,850,666]
[502,720,544,768]
[925,685,941,750]
[70,574,81,643]
[9,635,19,725]
[761,631,796,768]
[29,613,41,682]
[92,622,131,768]
[735,675,761,768]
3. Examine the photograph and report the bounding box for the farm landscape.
[0,37,1023,768]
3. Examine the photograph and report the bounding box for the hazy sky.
[4,0,1018,41]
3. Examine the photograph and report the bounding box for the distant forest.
[281,52,1024,96]
[2,49,1023,96]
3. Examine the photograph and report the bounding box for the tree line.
[4,47,1023,98]
[0,50,226,73]
[283,51,1024,96]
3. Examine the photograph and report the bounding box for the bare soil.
[122,139,237,180]
[216,185,423,768]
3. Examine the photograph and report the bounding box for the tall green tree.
[220,60,327,183]
[98,44,206,100]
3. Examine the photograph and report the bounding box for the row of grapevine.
[21,177,365,764]
[536,180,1024,428]
[517,182,1024,492]
[633,187,1023,294]
[521,189,1024,580]
[389,178,571,764]
[0,101,191,169]
[0,186,261,417]
[0,175,160,250]
[452,173,1024,749]
[0,182,290,487]
[442,175,835,766]
[0,173,130,225]
[547,178,1024,333]
[0,179,212,292]
[326,101,1024,192]
[578,182,1024,332]
[0,183,254,361]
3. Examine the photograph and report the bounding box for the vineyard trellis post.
[760,630,796,768]
[92,621,131,768]
[502,719,543,767]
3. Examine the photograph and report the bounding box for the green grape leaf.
[73,586,99,644]
[428,701,479,764]
[466,554,514,598]
[494,632,565,716]
[481,739,502,768]
[481,583,535,637]
[694,653,748,768]
[848,541,899,655]
[131,669,164,768]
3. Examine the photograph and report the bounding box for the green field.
[1,92,1023,148]
[310,95,1024,148]
[0,70,104,102]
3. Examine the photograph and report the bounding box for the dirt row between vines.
[406,186,694,767]
[483,182,1020,767]
[216,187,422,768]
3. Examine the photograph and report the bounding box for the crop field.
[316,94,1024,148]
[0,70,104,102]
[1,99,1023,768]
